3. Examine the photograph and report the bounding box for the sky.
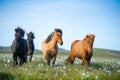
[0,0,120,50]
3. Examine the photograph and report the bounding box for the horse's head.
[53,28,63,45]
[27,32,35,41]
[84,34,95,54]
[88,34,95,43]
[15,27,25,37]
[15,32,22,40]
[15,27,25,41]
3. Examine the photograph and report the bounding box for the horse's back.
[71,40,80,49]
[71,40,88,57]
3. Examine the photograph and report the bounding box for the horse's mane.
[46,32,53,43]
[15,27,25,37]
[54,28,62,35]
[82,35,89,41]
[45,28,62,43]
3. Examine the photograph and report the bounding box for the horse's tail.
[71,40,79,49]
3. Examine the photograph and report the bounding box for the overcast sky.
[0,0,120,50]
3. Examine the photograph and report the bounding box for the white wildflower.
[82,72,86,76]
[117,70,120,73]
[64,72,67,76]
[4,64,7,67]
[75,68,78,71]
[41,64,43,67]
[7,60,10,63]
[95,76,98,80]
[63,66,66,69]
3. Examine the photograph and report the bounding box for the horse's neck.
[90,40,94,47]
[48,37,57,48]
[86,40,94,49]
[27,39,34,46]
[28,39,33,43]
[15,37,22,42]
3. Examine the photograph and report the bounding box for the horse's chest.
[46,50,56,57]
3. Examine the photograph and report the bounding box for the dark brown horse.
[27,32,35,61]
[65,34,95,66]
[41,28,63,66]
[11,27,28,66]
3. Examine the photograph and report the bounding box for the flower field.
[0,49,120,80]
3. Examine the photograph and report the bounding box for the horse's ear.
[15,28,18,32]
[32,33,34,36]
[32,32,35,39]
[91,34,95,39]
[33,33,35,39]
[86,35,89,38]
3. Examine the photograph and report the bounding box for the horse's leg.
[81,57,86,65]
[52,56,56,66]
[70,56,75,64]
[44,54,49,65]
[23,54,27,63]
[19,56,24,66]
[65,56,71,65]
[87,57,91,66]
[70,51,75,64]
[19,57,22,66]
[29,50,34,61]
[25,55,27,63]
[13,54,18,66]
[87,52,93,66]
[47,58,50,66]
[29,54,33,61]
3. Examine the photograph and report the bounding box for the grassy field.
[0,48,120,80]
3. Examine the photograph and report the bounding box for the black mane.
[46,32,53,43]
[45,28,62,43]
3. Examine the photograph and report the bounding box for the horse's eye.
[57,33,61,36]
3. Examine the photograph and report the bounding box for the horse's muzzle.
[60,42,63,45]
[88,50,92,54]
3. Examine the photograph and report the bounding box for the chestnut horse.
[41,28,63,66]
[65,34,95,66]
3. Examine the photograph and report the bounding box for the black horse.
[11,27,28,66]
[27,32,35,61]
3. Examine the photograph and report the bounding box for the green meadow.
[0,48,120,80]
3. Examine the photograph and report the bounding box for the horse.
[41,28,63,66]
[65,34,95,66]
[27,32,35,61]
[11,27,28,66]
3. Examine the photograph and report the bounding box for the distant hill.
[0,46,11,51]
[0,46,66,52]
[59,48,66,51]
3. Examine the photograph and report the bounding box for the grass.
[0,48,120,80]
